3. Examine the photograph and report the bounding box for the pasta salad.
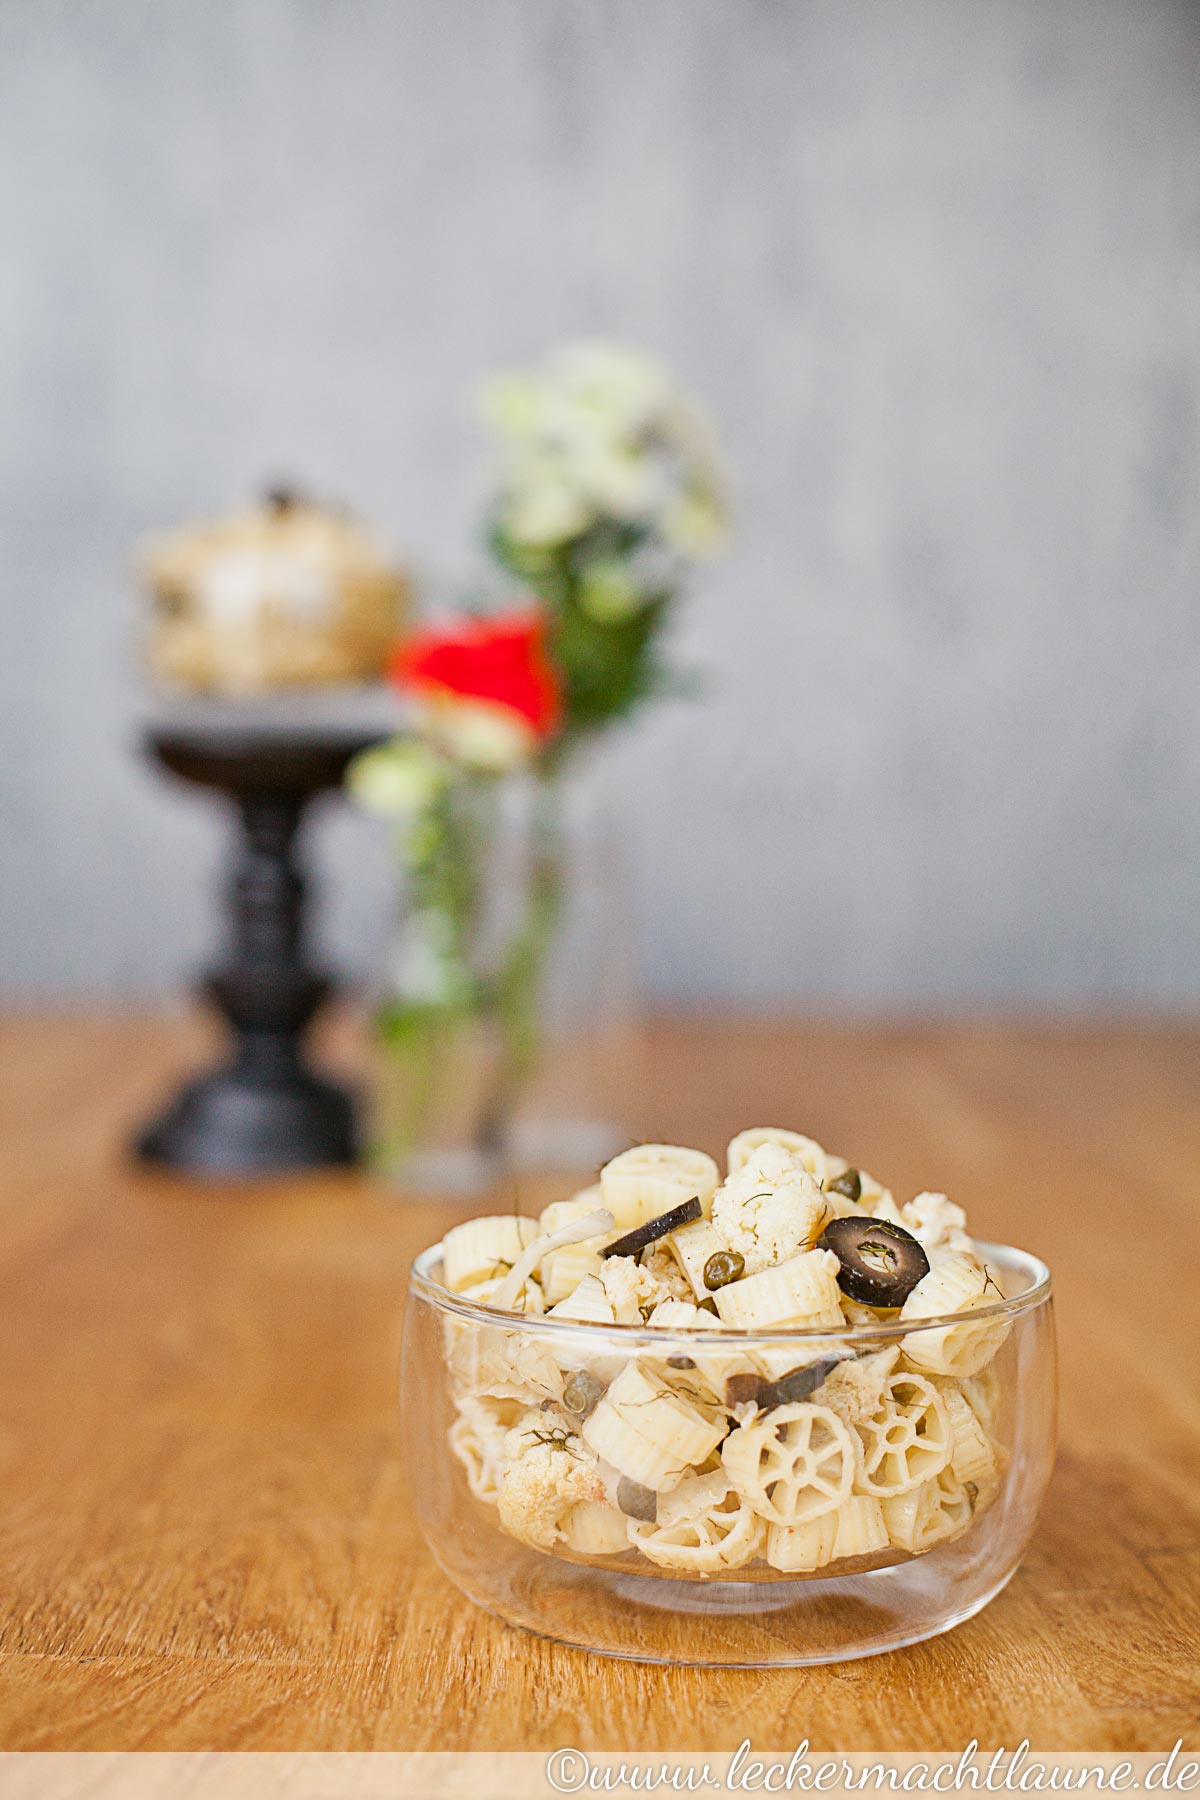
[435,1129,1011,1579]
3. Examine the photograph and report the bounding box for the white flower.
[347,741,444,817]
[502,473,592,548]
[414,696,537,773]
[661,489,726,557]
[578,559,645,623]
[481,339,727,557]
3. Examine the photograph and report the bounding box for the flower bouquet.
[351,342,726,1186]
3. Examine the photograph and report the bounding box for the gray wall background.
[1,0,1198,1006]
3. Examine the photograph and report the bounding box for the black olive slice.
[601,1196,703,1260]
[817,1215,930,1306]
[757,1356,841,1408]
[616,1478,657,1521]
[724,1372,761,1408]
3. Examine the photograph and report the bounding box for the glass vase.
[371,758,638,1191]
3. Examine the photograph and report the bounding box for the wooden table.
[0,1014,1197,1754]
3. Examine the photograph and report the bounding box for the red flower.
[392,609,560,755]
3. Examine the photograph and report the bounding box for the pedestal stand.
[136,726,380,1176]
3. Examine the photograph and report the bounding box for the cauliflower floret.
[817,1347,900,1429]
[598,1254,673,1323]
[497,1411,605,1550]
[710,1145,828,1274]
[901,1191,970,1250]
[641,1240,696,1303]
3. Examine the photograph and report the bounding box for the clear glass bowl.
[401,1241,1055,1666]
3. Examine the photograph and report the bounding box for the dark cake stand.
[136,722,383,1176]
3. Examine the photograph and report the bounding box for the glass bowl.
[401,1240,1055,1666]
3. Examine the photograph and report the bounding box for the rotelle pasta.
[435,1127,1012,1579]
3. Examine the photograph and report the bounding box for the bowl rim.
[408,1237,1052,1343]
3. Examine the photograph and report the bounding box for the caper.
[703,1248,746,1290]
[666,1354,696,1369]
[697,1296,719,1315]
[561,1370,604,1417]
[616,1477,657,1522]
[826,1167,862,1202]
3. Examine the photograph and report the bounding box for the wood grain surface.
[0,1013,1197,1753]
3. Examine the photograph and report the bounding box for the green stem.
[477,769,568,1157]
[371,772,495,1173]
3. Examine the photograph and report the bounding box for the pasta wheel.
[629,1470,765,1573]
[900,1248,1011,1378]
[766,1512,838,1572]
[600,1144,719,1227]
[832,1495,889,1561]
[722,1403,856,1526]
[883,1467,974,1554]
[853,1371,952,1498]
